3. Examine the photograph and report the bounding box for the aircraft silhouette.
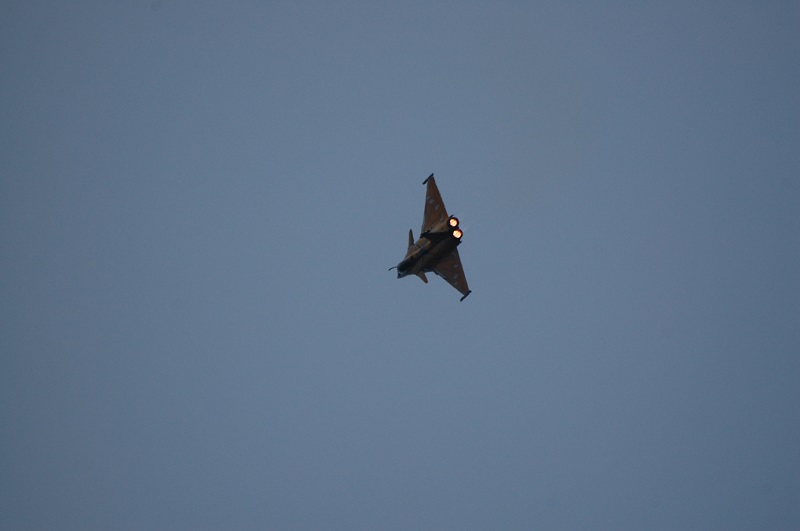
[390,174,471,301]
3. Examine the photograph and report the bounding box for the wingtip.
[423,173,434,184]
[460,290,472,302]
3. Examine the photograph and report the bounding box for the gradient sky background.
[2,2,798,529]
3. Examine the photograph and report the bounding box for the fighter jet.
[390,174,471,301]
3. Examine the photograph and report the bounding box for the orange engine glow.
[452,228,463,239]
[449,217,459,227]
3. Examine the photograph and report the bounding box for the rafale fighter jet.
[390,174,471,301]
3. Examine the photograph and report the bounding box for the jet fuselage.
[396,217,462,278]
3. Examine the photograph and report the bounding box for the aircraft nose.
[396,258,411,278]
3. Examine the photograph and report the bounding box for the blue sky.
[2,2,798,529]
